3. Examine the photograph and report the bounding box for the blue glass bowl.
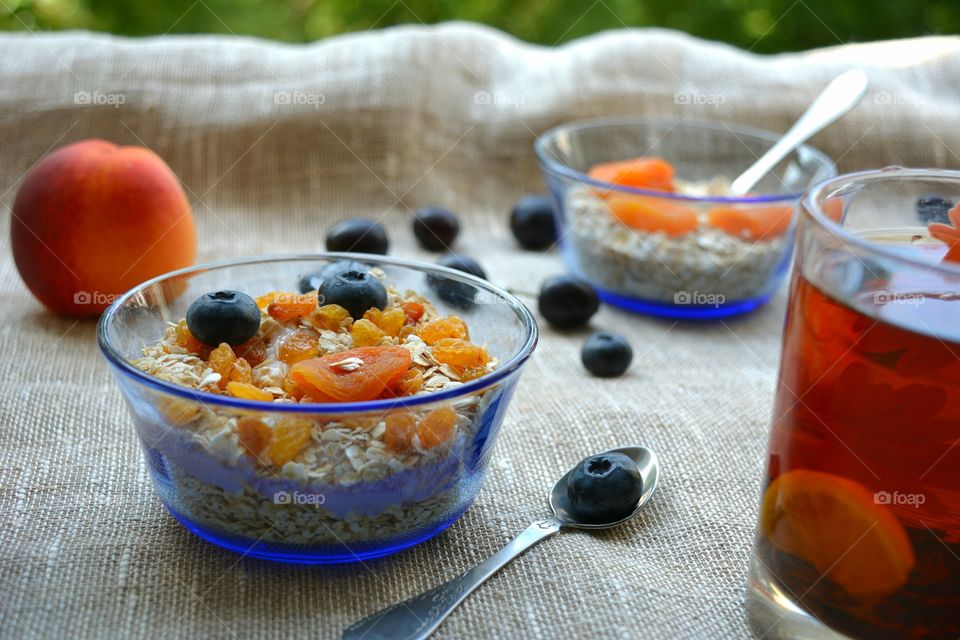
[535,118,837,319]
[97,254,538,563]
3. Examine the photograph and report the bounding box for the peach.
[10,139,196,316]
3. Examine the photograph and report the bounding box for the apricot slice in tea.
[431,338,489,371]
[587,157,675,192]
[264,418,314,466]
[226,381,273,402]
[760,469,915,597]
[267,291,318,321]
[606,196,697,237]
[237,417,271,457]
[417,316,469,344]
[707,205,793,240]
[289,345,412,402]
[928,204,960,263]
[417,406,458,449]
[384,411,418,452]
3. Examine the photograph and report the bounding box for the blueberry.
[318,268,388,319]
[510,194,558,250]
[428,254,487,309]
[326,218,389,254]
[566,452,644,523]
[186,290,260,347]
[298,260,368,294]
[916,195,953,225]
[581,332,633,377]
[538,275,599,329]
[413,207,460,252]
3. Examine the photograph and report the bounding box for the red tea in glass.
[749,170,960,639]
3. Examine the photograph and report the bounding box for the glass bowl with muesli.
[97,254,537,563]
[535,118,837,318]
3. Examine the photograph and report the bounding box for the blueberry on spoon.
[566,452,644,523]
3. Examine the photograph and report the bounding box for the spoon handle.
[342,518,563,640]
[729,68,868,195]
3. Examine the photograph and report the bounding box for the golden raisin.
[311,304,351,331]
[264,418,314,466]
[401,301,425,323]
[460,365,489,382]
[417,316,469,344]
[418,406,458,449]
[234,336,267,367]
[175,320,206,354]
[208,343,236,389]
[384,412,418,453]
[364,307,406,337]
[281,372,305,401]
[351,318,386,347]
[229,357,252,384]
[387,369,423,397]
[237,417,271,458]
[268,291,318,322]
[431,338,489,371]
[398,325,416,340]
[278,330,320,365]
[227,381,273,402]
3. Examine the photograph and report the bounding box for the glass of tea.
[748,168,960,639]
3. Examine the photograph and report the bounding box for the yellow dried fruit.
[226,381,273,402]
[351,318,386,347]
[418,406,458,449]
[208,343,236,389]
[229,357,252,384]
[237,417,271,458]
[417,316,469,345]
[264,418,314,466]
[364,307,406,337]
[278,330,320,365]
[384,412,418,453]
[311,304,351,331]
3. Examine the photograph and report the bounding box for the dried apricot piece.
[365,307,406,337]
[708,205,793,241]
[237,417,271,458]
[281,372,306,401]
[607,196,697,236]
[401,301,425,323]
[264,418,314,466]
[431,338,489,371]
[289,346,412,402]
[208,343,236,388]
[227,381,273,402]
[418,406,458,449]
[268,291,318,322]
[417,316,469,345]
[311,304,351,331]
[384,411,418,452]
[229,357,252,384]
[278,330,320,365]
[587,157,675,193]
[351,318,386,347]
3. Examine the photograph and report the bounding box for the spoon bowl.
[549,445,660,529]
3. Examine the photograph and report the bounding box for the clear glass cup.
[535,118,836,318]
[748,169,960,638]
[97,254,538,564]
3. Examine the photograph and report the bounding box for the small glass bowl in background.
[97,254,537,563]
[535,118,837,318]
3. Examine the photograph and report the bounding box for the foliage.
[1,0,957,53]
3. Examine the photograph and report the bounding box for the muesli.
[132,261,498,546]
[568,156,792,303]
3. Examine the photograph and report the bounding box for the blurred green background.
[2,0,956,52]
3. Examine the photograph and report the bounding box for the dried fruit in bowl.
[606,196,697,236]
[289,345,412,402]
[708,204,794,241]
[587,156,675,193]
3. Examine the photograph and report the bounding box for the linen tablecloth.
[2,22,959,639]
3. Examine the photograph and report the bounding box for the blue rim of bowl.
[96,253,539,414]
[804,167,960,277]
[533,116,837,204]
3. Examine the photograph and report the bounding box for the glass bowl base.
[163,501,470,564]
[596,286,774,319]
